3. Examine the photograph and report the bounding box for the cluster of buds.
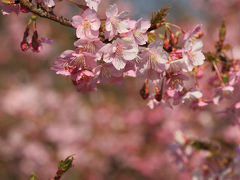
[20,15,52,52]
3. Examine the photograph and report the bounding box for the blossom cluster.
[50,1,206,109]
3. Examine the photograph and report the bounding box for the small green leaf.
[30,173,38,180]
[222,74,229,84]
[58,154,74,172]
[191,141,211,151]
[219,20,226,43]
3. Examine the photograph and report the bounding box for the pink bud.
[20,41,29,51]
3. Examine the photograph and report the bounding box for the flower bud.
[20,41,29,51]
[140,82,149,100]
[32,31,40,51]
[155,87,162,102]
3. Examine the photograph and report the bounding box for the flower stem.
[212,61,225,86]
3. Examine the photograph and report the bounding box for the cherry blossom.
[100,38,138,70]
[105,4,129,40]
[179,39,205,72]
[182,89,203,104]
[127,18,151,45]
[71,69,96,93]
[40,0,56,7]
[74,38,104,60]
[72,8,100,39]
[85,0,101,12]
[137,40,169,80]
[93,63,123,84]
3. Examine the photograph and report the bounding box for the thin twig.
[212,61,225,86]
[19,0,73,28]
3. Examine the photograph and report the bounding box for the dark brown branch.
[19,0,73,28]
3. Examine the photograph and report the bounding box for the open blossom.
[137,40,169,80]
[182,89,203,103]
[74,38,104,60]
[105,4,129,41]
[72,8,100,39]
[100,38,138,70]
[85,0,101,11]
[127,18,151,45]
[93,63,124,84]
[71,69,96,93]
[213,85,234,105]
[179,39,205,72]
[51,49,97,92]
[51,50,75,76]
[51,48,97,76]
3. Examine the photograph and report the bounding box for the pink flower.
[52,48,97,92]
[51,50,75,76]
[164,72,189,106]
[137,40,169,80]
[105,4,129,40]
[182,89,203,103]
[74,38,104,62]
[93,63,123,84]
[166,72,189,92]
[127,18,151,45]
[71,69,96,93]
[51,48,97,76]
[179,39,205,72]
[72,8,100,39]
[85,0,101,11]
[213,85,234,105]
[100,38,138,70]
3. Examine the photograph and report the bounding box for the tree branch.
[19,0,73,28]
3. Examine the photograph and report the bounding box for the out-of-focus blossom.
[40,0,56,7]
[85,0,101,11]
[182,89,203,103]
[0,2,20,15]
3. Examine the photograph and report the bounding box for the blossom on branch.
[100,38,138,70]
[137,40,169,81]
[72,8,100,39]
[105,4,129,41]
